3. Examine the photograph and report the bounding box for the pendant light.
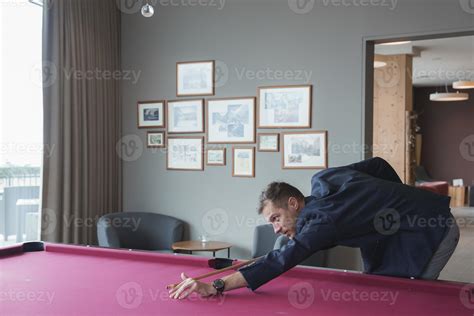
[453,81,474,89]
[430,83,469,102]
[141,3,155,18]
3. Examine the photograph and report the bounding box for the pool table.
[1,242,473,315]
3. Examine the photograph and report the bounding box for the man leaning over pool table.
[168,157,460,300]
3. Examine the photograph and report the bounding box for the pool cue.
[166,256,263,289]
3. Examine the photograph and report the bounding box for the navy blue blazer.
[240,157,452,291]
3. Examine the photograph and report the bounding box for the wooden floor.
[439,207,474,283]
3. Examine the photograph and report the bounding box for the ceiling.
[375,36,474,87]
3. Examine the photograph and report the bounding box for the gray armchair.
[97,212,184,253]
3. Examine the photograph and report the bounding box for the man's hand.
[168,273,217,300]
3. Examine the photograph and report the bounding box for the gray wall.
[121,0,474,260]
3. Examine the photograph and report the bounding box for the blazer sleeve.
[346,157,402,184]
[239,215,337,291]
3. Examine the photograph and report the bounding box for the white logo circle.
[116,134,144,162]
[116,282,144,309]
[459,135,474,162]
[214,60,229,88]
[375,61,401,88]
[116,0,145,14]
[30,61,58,88]
[41,208,57,236]
[288,282,315,309]
[202,208,229,236]
[374,208,400,236]
[288,0,315,14]
[459,0,474,14]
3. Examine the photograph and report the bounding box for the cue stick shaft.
[167,256,262,289]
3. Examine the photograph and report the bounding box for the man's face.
[262,198,301,239]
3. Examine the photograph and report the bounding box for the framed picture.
[207,97,256,144]
[167,99,204,133]
[137,100,165,128]
[258,133,279,152]
[258,85,312,128]
[282,131,328,169]
[167,136,204,171]
[147,131,165,148]
[206,148,226,166]
[232,147,255,177]
[176,60,215,97]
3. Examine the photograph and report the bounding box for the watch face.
[213,279,225,290]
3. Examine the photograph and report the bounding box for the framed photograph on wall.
[137,100,165,128]
[167,99,204,133]
[176,60,215,97]
[147,131,165,148]
[282,131,327,169]
[207,97,256,144]
[258,85,312,128]
[206,148,226,166]
[167,136,204,171]
[232,147,255,177]
[258,133,279,152]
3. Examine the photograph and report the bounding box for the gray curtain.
[41,0,122,244]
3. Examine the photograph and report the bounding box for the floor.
[439,207,474,283]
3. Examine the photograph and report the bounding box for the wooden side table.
[172,240,232,258]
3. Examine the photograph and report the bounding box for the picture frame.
[167,99,204,134]
[147,131,165,148]
[206,148,226,166]
[258,133,280,152]
[282,131,328,169]
[206,97,256,144]
[232,147,255,178]
[137,100,165,128]
[257,85,312,128]
[176,60,215,97]
[167,136,204,171]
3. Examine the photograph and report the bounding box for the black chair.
[97,212,185,253]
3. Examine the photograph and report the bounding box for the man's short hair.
[257,182,304,214]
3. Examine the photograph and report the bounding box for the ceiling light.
[429,91,469,102]
[379,41,412,46]
[453,81,474,89]
[374,61,387,68]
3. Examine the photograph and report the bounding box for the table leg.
[227,248,230,258]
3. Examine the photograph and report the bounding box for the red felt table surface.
[0,243,472,316]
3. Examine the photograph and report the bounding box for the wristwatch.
[212,279,225,295]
